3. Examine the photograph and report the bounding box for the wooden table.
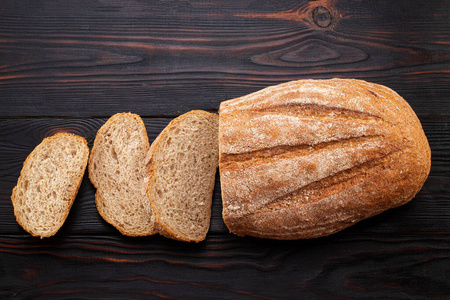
[1,1,449,298]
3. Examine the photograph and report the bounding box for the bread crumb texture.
[11,133,89,238]
[89,113,156,236]
[147,110,219,242]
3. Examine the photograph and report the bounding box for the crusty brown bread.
[11,133,89,238]
[89,113,156,236]
[219,78,431,239]
[146,110,219,242]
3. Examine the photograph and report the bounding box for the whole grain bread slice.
[11,133,89,238]
[89,113,156,236]
[146,110,219,242]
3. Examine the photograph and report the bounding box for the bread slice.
[11,133,89,238]
[89,113,156,236]
[146,110,219,242]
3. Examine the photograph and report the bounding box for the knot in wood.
[312,6,332,28]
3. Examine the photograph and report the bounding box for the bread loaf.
[146,110,219,242]
[219,78,431,239]
[89,113,156,236]
[11,133,89,238]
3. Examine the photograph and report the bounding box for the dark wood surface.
[0,0,449,299]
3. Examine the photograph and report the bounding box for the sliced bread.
[89,113,156,236]
[11,133,89,238]
[146,110,219,242]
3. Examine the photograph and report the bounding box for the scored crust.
[219,78,431,239]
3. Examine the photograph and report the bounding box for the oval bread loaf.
[219,78,431,239]
[11,133,89,238]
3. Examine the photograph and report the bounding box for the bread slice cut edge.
[146,110,219,242]
[88,112,157,237]
[11,132,89,238]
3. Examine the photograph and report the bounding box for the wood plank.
[0,234,449,299]
[0,0,448,117]
[0,116,448,236]
[0,0,448,298]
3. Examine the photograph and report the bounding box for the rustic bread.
[89,113,156,236]
[146,110,219,242]
[219,78,431,239]
[11,133,89,238]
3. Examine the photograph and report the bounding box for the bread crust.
[88,112,156,236]
[11,133,89,238]
[146,110,219,242]
[219,78,431,239]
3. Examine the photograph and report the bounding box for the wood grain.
[0,0,449,298]
[0,0,448,117]
[0,234,449,299]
